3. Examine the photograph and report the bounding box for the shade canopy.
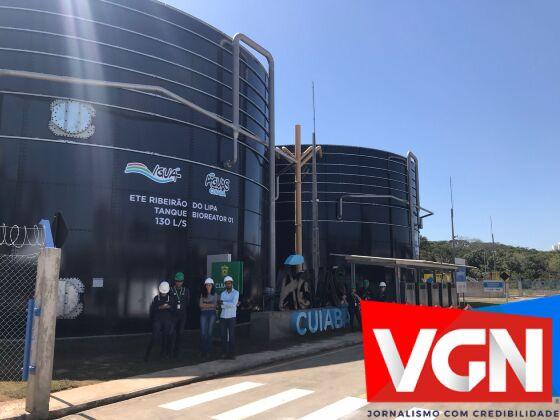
[330,253,459,271]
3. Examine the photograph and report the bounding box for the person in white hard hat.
[199,278,217,360]
[145,281,175,361]
[218,275,239,359]
[374,281,388,302]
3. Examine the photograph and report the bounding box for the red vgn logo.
[361,302,552,402]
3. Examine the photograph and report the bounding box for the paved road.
[64,345,559,420]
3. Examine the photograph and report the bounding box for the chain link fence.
[0,224,43,381]
[464,278,560,301]
[508,279,560,297]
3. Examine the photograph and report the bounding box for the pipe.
[294,125,302,271]
[336,193,433,221]
[232,33,276,298]
[276,147,297,164]
[231,40,240,168]
[311,133,320,297]
[407,151,420,258]
[22,299,35,381]
[231,33,275,166]
[337,194,407,221]
[0,69,267,147]
[407,151,421,209]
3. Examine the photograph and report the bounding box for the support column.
[26,247,61,419]
[394,266,401,303]
[351,263,356,290]
[433,269,440,306]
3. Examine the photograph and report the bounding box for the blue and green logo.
[124,162,181,184]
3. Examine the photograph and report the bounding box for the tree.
[420,237,558,280]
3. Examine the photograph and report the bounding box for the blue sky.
[164,0,559,251]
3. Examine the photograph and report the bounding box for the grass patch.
[0,380,99,402]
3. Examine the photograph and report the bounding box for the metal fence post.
[25,247,61,419]
[21,299,35,381]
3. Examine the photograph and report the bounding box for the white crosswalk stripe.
[299,396,368,420]
[211,388,314,420]
[158,381,264,411]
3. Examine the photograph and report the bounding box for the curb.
[2,332,362,420]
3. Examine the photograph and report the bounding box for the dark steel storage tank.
[276,145,419,269]
[0,0,269,335]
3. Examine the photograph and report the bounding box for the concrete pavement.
[63,344,367,420]
[0,332,362,419]
[62,345,560,420]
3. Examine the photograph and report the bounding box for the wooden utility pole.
[275,125,322,273]
[26,247,61,419]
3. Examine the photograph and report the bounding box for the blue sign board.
[483,280,504,292]
[291,306,350,336]
[454,258,467,283]
[455,267,467,282]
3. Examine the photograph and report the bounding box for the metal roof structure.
[330,253,459,271]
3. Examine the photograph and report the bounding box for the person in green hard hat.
[171,271,190,358]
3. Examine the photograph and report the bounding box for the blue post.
[38,219,54,248]
[22,299,35,381]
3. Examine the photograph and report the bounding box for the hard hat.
[204,278,214,285]
[224,275,233,283]
[159,281,170,294]
[174,272,185,281]
[379,282,387,287]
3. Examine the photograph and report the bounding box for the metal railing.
[336,193,434,221]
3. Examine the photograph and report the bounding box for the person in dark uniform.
[348,287,362,330]
[171,271,190,357]
[374,281,388,302]
[359,279,373,301]
[145,281,175,361]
